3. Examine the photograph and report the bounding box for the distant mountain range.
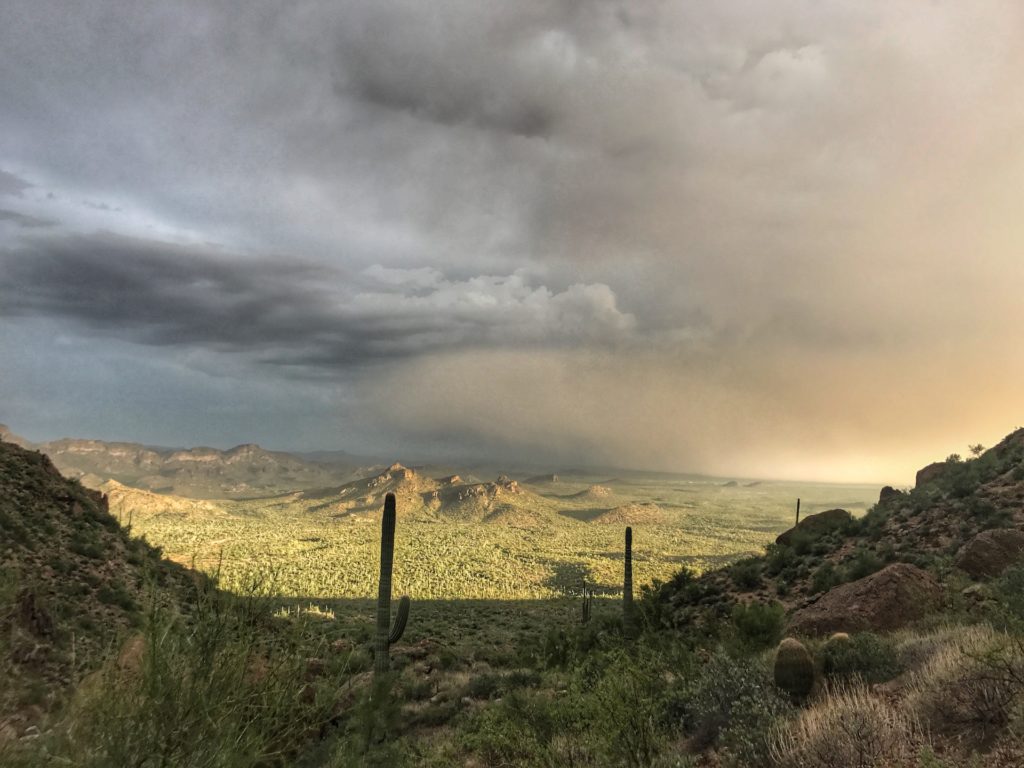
[0,424,377,499]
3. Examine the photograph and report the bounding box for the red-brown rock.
[789,563,942,635]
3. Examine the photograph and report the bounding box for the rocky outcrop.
[879,486,902,503]
[915,461,950,488]
[776,508,852,546]
[789,563,942,635]
[955,528,1024,579]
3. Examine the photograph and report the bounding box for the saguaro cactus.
[795,497,801,526]
[375,492,410,675]
[623,526,634,632]
[581,581,593,625]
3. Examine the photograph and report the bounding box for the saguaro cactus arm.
[388,595,410,644]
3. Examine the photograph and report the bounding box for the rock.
[776,508,852,546]
[915,462,949,488]
[789,563,942,635]
[878,486,902,503]
[116,633,146,674]
[955,528,1024,579]
[961,584,987,600]
[304,657,327,681]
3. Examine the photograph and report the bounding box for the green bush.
[731,602,785,650]
[668,651,791,767]
[810,562,841,595]
[730,558,762,590]
[819,632,902,684]
[843,548,883,581]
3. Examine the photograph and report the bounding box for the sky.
[1,1,1022,484]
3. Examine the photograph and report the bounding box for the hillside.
[0,437,196,734]
[0,424,361,499]
[650,427,1024,629]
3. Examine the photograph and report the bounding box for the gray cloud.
[1,1,1022,479]
[0,231,637,368]
[0,169,32,197]
[0,209,55,228]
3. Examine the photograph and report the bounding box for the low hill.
[0,436,196,731]
[100,479,226,523]
[306,463,441,519]
[432,476,557,523]
[591,502,667,525]
[571,484,616,501]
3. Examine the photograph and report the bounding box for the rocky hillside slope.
[650,427,1024,633]
[0,437,196,734]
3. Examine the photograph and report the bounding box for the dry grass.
[906,623,1024,747]
[770,684,927,768]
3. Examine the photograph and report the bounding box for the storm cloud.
[1,1,1022,480]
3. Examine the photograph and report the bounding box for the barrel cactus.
[774,637,815,700]
[374,492,410,675]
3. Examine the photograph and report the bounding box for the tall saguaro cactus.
[795,498,801,525]
[375,492,410,675]
[623,526,635,633]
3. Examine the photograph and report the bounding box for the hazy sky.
[1,1,1022,483]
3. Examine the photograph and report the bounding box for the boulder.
[915,461,949,488]
[878,486,902,504]
[789,563,942,635]
[776,508,852,546]
[955,528,1024,579]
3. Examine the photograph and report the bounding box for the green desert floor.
[130,475,879,603]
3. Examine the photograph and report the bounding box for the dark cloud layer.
[1,2,1022,480]
[0,209,55,228]
[0,231,635,367]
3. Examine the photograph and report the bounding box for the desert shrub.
[819,632,902,684]
[588,651,668,767]
[908,624,1024,745]
[667,650,791,767]
[765,543,795,576]
[731,601,785,650]
[465,671,503,700]
[809,562,841,595]
[843,548,883,582]
[791,532,815,556]
[771,684,927,767]
[991,565,1024,630]
[730,558,763,590]
[460,687,573,767]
